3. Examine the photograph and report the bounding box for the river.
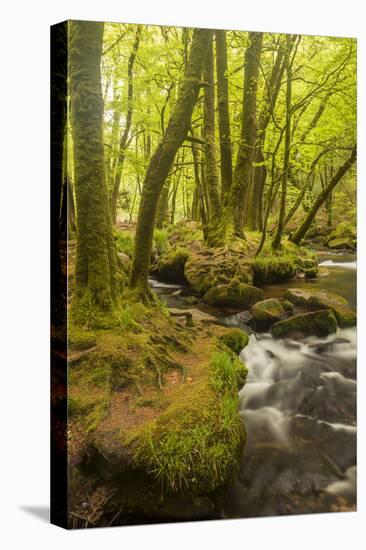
[150,250,357,517]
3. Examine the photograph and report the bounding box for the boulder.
[250,298,285,331]
[326,222,356,251]
[284,288,356,328]
[153,246,190,284]
[203,281,264,308]
[219,328,249,354]
[327,237,356,251]
[272,309,337,338]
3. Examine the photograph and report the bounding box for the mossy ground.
[67,294,248,524]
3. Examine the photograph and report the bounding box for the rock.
[250,298,285,331]
[326,221,356,251]
[281,299,295,314]
[184,247,254,294]
[272,310,337,338]
[327,237,356,251]
[169,308,217,325]
[219,328,249,354]
[185,295,199,305]
[203,281,264,308]
[304,267,318,279]
[153,246,190,284]
[284,288,356,328]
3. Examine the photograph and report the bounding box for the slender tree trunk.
[272,35,293,250]
[69,21,117,313]
[130,29,212,296]
[230,32,263,236]
[110,27,141,223]
[215,30,232,203]
[291,145,356,245]
[203,36,221,223]
[251,37,287,229]
[155,180,170,228]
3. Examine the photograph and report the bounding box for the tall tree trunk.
[110,27,141,223]
[230,32,263,236]
[203,35,222,225]
[155,180,170,228]
[251,37,287,230]
[215,29,232,203]
[130,29,212,296]
[291,145,356,245]
[69,21,117,314]
[272,35,293,250]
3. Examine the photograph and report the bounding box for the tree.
[203,35,221,225]
[230,32,263,236]
[69,21,117,315]
[129,28,212,296]
[215,30,232,203]
[271,34,294,250]
[110,26,141,223]
[291,144,356,244]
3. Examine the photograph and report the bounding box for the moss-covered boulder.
[203,280,264,308]
[327,237,356,251]
[284,288,356,327]
[326,222,356,251]
[153,246,190,284]
[184,246,253,294]
[219,328,249,354]
[272,309,337,338]
[250,298,285,331]
[253,255,297,284]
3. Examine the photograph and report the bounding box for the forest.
[51,20,357,527]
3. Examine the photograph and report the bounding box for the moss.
[253,240,317,284]
[68,327,96,351]
[284,288,356,328]
[203,279,263,308]
[218,329,249,355]
[250,298,285,331]
[272,309,337,338]
[327,237,356,251]
[131,349,246,494]
[114,229,135,258]
[153,228,169,255]
[154,246,190,284]
[304,267,319,279]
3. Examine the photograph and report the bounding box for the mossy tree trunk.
[130,29,212,296]
[203,35,222,226]
[291,145,356,245]
[215,30,232,204]
[155,179,170,228]
[110,26,141,224]
[230,32,263,236]
[69,21,117,314]
[272,34,293,250]
[250,37,286,230]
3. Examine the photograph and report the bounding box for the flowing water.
[150,251,357,517]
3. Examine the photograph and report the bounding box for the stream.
[150,251,357,517]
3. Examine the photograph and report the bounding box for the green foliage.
[210,350,248,393]
[218,329,249,355]
[114,229,135,258]
[153,228,169,255]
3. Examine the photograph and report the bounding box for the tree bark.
[130,29,212,295]
[203,35,222,223]
[251,37,287,229]
[110,27,141,223]
[272,35,293,250]
[230,32,263,235]
[215,30,232,203]
[291,145,356,245]
[69,21,117,312]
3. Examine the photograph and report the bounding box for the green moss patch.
[272,309,337,338]
[218,328,249,355]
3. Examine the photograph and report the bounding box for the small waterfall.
[224,327,357,518]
